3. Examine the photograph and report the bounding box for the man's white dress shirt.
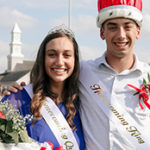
[79,53,150,150]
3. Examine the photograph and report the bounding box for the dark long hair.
[30,30,80,129]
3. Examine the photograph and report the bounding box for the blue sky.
[0,0,150,73]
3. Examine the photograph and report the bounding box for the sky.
[0,0,150,73]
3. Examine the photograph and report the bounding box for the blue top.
[2,87,85,150]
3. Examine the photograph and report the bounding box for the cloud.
[49,14,97,35]
[0,7,38,29]
[0,40,9,73]
[49,16,68,27]
[0,0,95,9]
[22,43,38,60]
[72,15,97,34]
[79,45,103,60]
[0,56,7,73]
[136,48,150,64]
[138,13,150,47]
[75,0,96,9]
[24,0,67,9]
[143,1,150,13]
[142,14,150,33]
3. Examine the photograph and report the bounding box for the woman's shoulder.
[23,84,33,98]
[1,84,33,115]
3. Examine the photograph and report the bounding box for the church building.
[0,23,34,85]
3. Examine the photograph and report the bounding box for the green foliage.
[148,73,150,82]
[0,100,33,144]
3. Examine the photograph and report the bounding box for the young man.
[79,0,150,149]
[5,0,150,149]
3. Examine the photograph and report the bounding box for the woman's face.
[45,36,75,85]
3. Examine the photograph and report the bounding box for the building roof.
[14,60,34,71]
[0,70,30,83]
[0,60,34,85]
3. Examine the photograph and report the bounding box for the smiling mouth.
[114,41,129,47]
[52,68,67,73]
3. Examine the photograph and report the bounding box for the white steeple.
[13,23,21,33]
[7,23,24,71]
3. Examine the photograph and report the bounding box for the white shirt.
[79,53,150,150]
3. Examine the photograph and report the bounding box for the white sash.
[24,84,79,150]
[79,61,150,149]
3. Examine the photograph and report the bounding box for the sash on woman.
[79,61,150,149]
[24,84,79,150]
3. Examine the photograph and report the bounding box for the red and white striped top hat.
[96,0,143,28]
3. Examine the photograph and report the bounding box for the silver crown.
[48,24,75,38]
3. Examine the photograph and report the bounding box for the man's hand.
[4,82,26,95]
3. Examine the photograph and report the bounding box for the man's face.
[100,18,141,59]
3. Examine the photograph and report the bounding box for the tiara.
[48,24,75,38]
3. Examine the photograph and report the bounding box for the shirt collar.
[95,52,108,67]
[127,55,145,74]
[95,52,144,74]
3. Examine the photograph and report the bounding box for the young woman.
[2,25,85,150]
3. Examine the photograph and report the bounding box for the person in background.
[2,25,85,150]
[5,0,150,149]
